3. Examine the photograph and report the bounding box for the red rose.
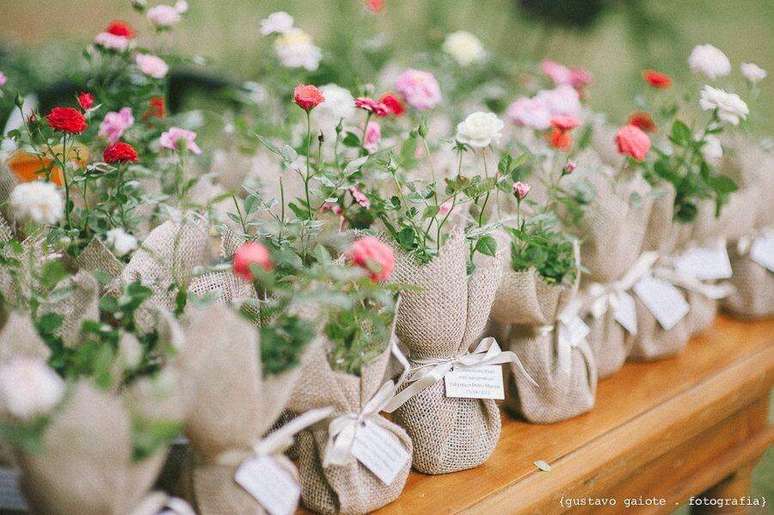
[627,111,657,133]
[46,107,88,134]
[103,141,138,163]
[293,84,325,112]
[77,92,95,110]
[615,124,651,161]
[366,0,384,12]
[233,242,273,281]
[548,127,572,151]
[106,20,135,39]
[643,69,672,89]
[145,96,166,120]
[379,93,405,116]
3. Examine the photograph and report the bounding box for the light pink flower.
[550,115,580,132]
[395,69,442,110]
[615,125,651,161]
[513,181,530,200]
[160,127,202,154]
[507,96,552,130]
[536,85,582,118]
[0,71,6,87]
[563,160,577,174]
[542,59,592,90]
[147,4,181,27]
[135,54,169,79]
[363,121,381,153]
[349,186,370,208]
[94,32,130,51]
[98,107,134,144]
[321,202,343,215]
[346,236,394,283]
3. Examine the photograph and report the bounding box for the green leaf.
[670,120,692,146]
[475,235,497,257]
[342,132,361,147]
[707,175,737,194]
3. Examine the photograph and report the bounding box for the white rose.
[274,29,321,71]
[10,182,64,225]
[700,134,723,165]
[94,32,130,51]
[260,11,294,35]
[174,0,188,14]
[740,62,766,84]
[105,228,138,256]
[318,84,356,123]
[455,112,504,148]
[699,85,749,125]
[442,31,486,66]
[0,358,64,421]
[688,44,731,79]
[118,333,143,369]
[147,5,181,27]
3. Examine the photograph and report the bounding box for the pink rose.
[233,242,273,281]
[507,96,552,130]
[513,181,531,200]
[135,54,169,79]
[349,186,370,208]
[615,125,651,161]
[98,107,134,144]
[94,32,130,51]
[536,85,581,118]
[550,115,580,132]
[160,127,202,154]
[542,59,592,90]
[0,71,6,87]
[363,121,381,153]
[147,5,181,27]
[395,69,442,110]
[438,198,454,216]
[293,84,325,111]
[346,236,394,283]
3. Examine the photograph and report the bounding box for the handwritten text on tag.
[444,365,505,400]
[235,456,300,515]
[351,420,410,486]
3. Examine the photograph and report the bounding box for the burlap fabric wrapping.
[723,229,774,319]
[571,166,653,378]
[37,271,100,347]
[120,215,210,333]
[188,227,254,306]
[288,339,412,514]
[490,258,597,423]
[176,305,319,514]
[70,237,125,286]
[14,378,186,515]
[386,229,506,474]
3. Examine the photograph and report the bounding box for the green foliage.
[259,315,316,376]
[131,417,183,462]
[508,214,576,285]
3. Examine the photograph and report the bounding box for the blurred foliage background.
[0,0,771,510]
[0,0,771,132]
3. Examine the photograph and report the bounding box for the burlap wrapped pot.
[722,235,774,319]
[387,229,505,474]
[14,378,184,515]
[491,266,597,424]
[176,305,314,515]
[289,339,411,514]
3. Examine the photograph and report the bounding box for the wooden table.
[374,316,774,514]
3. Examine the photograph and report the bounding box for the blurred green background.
[0,0,772,131]
[0,0,770,510]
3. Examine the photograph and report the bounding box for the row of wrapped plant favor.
[0,5,771,514]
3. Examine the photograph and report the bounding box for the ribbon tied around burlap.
[529,297,591,376]
[653,257,735,300]
[383,337,537,411]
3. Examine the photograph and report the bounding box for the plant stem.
[304,110,313,219]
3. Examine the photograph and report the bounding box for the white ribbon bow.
[383,337,537,412]
[653,265,735,300]
[216,406,334,467]
[586,251,660,326]
[323,380,399,467]
[555,298,591,375]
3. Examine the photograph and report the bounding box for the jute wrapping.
[491,267,597,424]
[574,168,653,378]
[722,235,774,319]
[176,305,312,514]
[71,238,125,285]
[120,216,210,333]
[14,380,175,515]
[38,271,99,347]
[289,340,411,514]
[388,229,504,474]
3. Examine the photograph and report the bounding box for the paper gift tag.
[235,455,300,515]
[675,245,732,281]
[612,291,638,335]
[633,275,689,330]
[0,467,27,512]
[444,365,505,400]
[750,234,774,272]
[351,420,410,486]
